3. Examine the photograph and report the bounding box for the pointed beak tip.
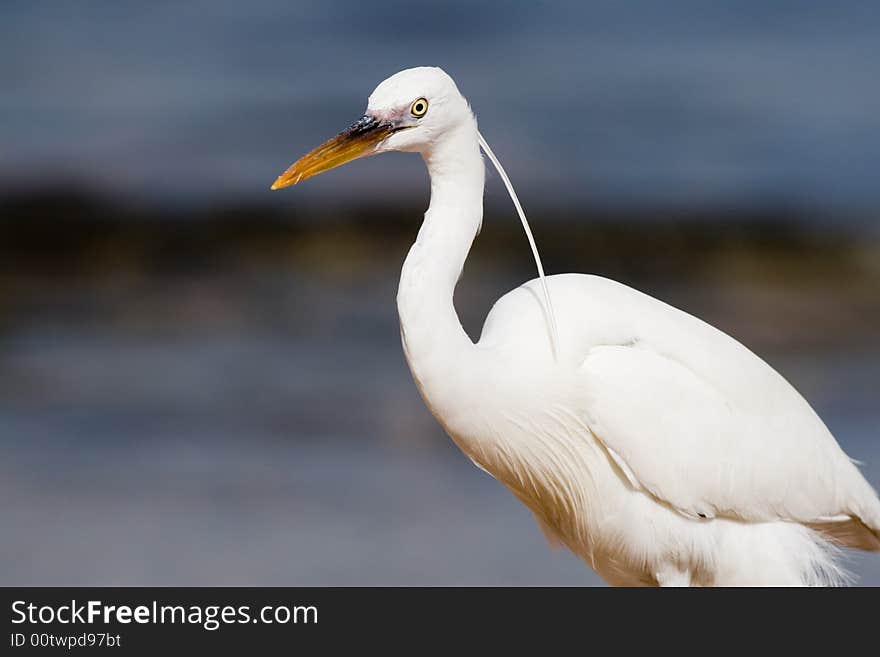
[270,176,292,191]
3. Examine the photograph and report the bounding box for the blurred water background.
[1,1,878,585]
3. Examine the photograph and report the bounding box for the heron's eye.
[410,98,428,117]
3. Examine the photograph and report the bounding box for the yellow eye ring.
[410,98,428,117]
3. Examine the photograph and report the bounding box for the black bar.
[1,587,875,653]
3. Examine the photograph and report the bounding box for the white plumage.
[272,66,880,586]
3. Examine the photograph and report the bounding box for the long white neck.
[397,117,484,424]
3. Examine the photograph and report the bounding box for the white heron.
[271,66,880,586]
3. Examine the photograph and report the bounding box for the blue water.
[1,270,878,585]
[1,1,879,219]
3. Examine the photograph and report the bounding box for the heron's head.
[271,66,472,190]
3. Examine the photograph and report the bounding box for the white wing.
[581,345,871,523]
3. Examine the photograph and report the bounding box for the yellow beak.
[270,116,396,190]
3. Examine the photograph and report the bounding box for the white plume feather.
[478,132,560,360]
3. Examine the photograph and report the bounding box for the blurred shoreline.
[1,186,878,352]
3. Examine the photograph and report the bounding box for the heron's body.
[273,66,880,586]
